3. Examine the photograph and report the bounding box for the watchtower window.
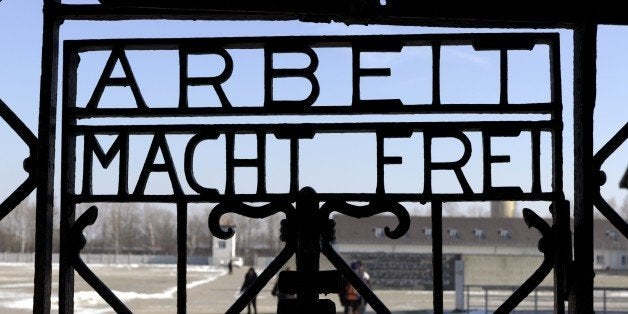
[423,228,432,238]
[374,227,385,238]
[448,229,460,239]
[606,230,619,241]
[473,229,485,240]
[498,229,511,240]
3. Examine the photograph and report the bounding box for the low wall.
[337,252,553,290]
[463,254,553,287]
[0,252,210,265]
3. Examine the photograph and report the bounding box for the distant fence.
[466,285,628,313]
[0,252,210,265]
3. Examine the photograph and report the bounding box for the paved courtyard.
[1,263,627,313]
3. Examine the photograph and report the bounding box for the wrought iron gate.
[0,1,626,314]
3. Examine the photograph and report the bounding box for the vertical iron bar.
[432,43,441,105]
[570,21,597,314]
[484,288,488,313]
[59,44,79,314]
[531,130,542,194]
[289,138,299,194]
[432,201,443,314]
[351,46,360,106]
[466,286,470,311]
[535,290,538,313]
[500,49,508,105]
[177,202,187,314]
[34,1,60,313]
[295,187,320,311]
[225,133,235,195]
[376,133,385,194]
[603,289,606,314]
[256,132,266,194]
[550,35,567,314]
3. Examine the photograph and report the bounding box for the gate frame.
[25,1,627,313]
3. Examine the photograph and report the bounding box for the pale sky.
[0,0,626,214]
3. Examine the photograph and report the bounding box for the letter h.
[225,133,266,195]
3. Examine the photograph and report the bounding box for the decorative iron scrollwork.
[208,200,295,239]
[69,206,132,314]
[206,187,409,314]
[318,199,410,314]
[320,199,410,239]
[0,98,37,220]
[207,201,297,313]
[496,207,555,313]
[593,122,628,239]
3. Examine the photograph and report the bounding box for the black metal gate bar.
[17,1,628,313]
[548,31,569,314]
[59,41,81,314]
[45,1,628,27]
[431,201,443,314]
[58,32,563,314]
[570,21,597,313]
[34,0,61,312]
[177,202,187,314]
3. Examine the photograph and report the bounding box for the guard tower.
[491,201,516,218]
[213,217,236,265]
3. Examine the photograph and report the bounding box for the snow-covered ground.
[2,262,628,313]
[0,263,226,314]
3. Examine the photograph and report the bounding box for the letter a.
[86,48,148,110]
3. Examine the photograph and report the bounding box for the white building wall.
[334,243,542,256]
[594,249,628,270]
[212,232,236,265]
[334,244,628,270]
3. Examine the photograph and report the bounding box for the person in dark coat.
[241,267,258,314]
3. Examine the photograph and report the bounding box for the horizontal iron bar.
[466,285,628,292]
[70,192,556,203]
[64,32,558,52]
[70,121,556,134]
[54,2,628,27]
[70,104,558,118]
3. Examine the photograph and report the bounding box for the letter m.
[81,133,129,195]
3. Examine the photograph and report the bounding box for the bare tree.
[3,199,36,252]
[145,211,158,254]
[466,205,488,217]
[94,203,145,254]
[262,213,282,253]
[143,208,176,254]
[443,202,461,217]
[187,208,211,255]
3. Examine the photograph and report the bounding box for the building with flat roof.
[332,215,628,289]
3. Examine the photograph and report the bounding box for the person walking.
[240,267,258,314]
[340,262,363,314]
[355,261,371,314]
